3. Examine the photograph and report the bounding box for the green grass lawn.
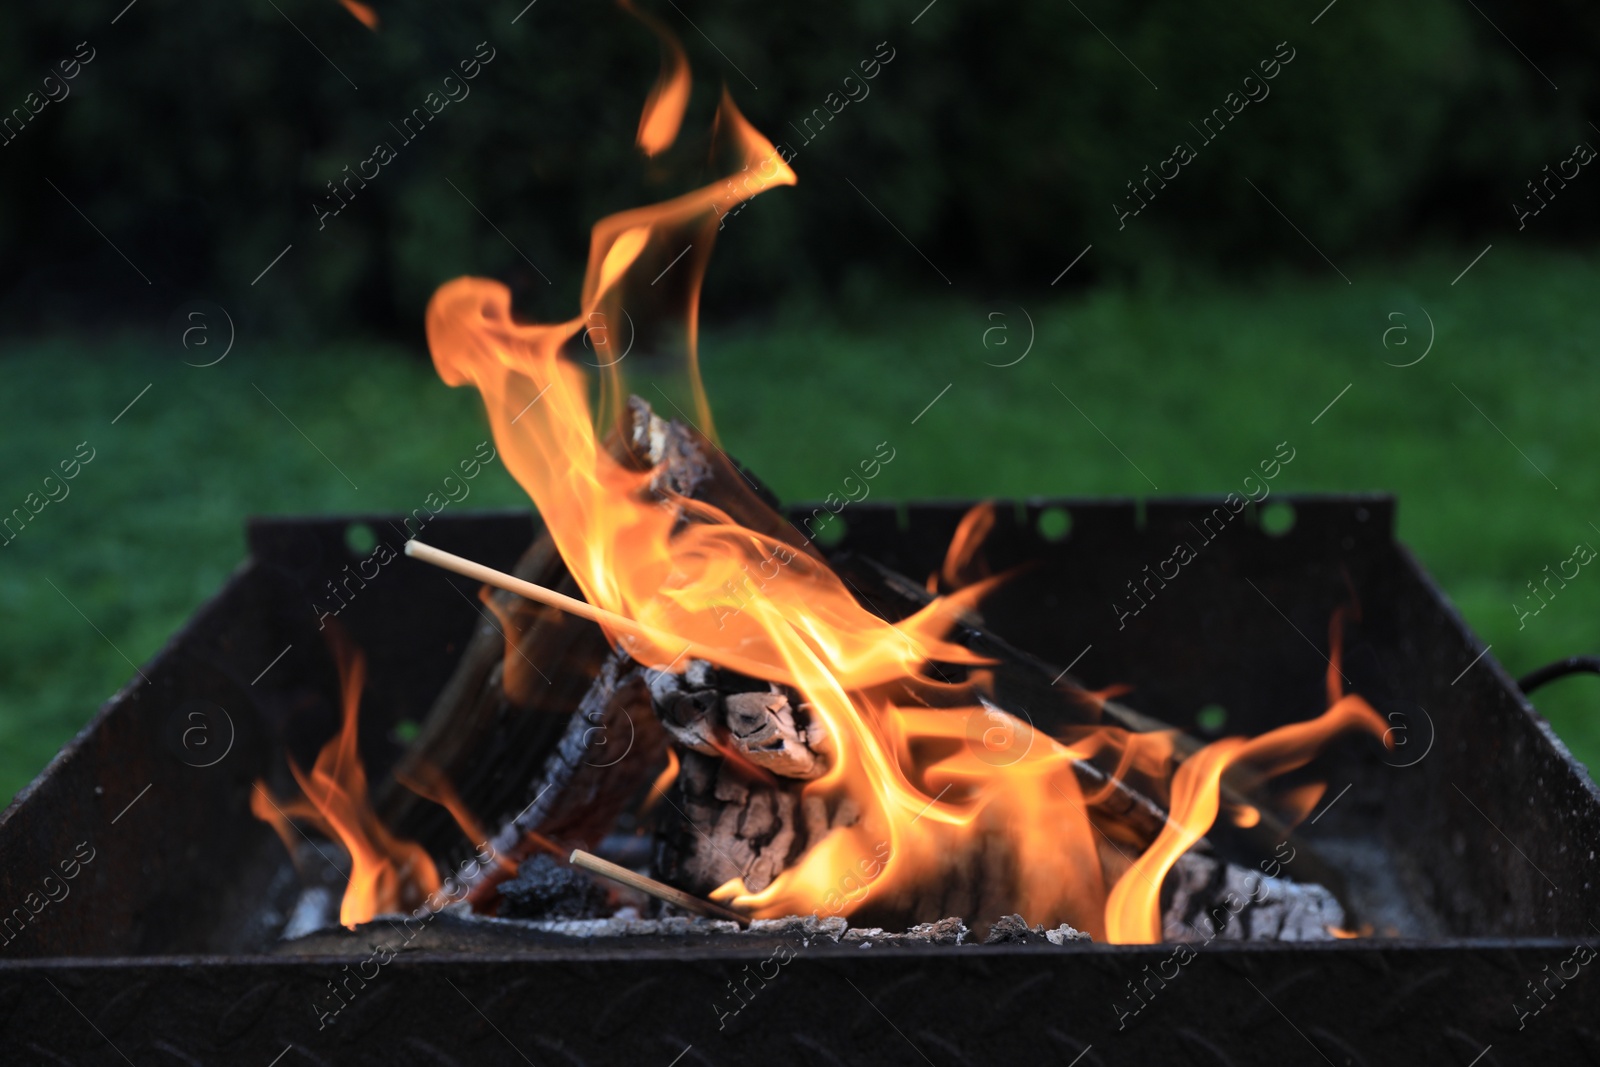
[3,243,1598,802]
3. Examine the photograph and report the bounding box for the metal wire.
[1518,656,1600,695]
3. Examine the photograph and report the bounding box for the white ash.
[1045,924,1093,946]
[1163,851,1344,942]
[282,886,339,940]
[843,917,969,946]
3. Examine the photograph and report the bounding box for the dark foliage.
[1,0,1595,338]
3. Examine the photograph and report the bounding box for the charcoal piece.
[983,914,1043,944]
[906,917,969,944]
[979,914,1091,945]
[498,854,609,921]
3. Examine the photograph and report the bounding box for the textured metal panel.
[1,941,1591,1064]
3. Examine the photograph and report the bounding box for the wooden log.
[656,748,806,896]
[648,663,843,897]
[645,655,1171,932]
[383,397,716,855]
[507,647,664,845]
[378,531,604,856]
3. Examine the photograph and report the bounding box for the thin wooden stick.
[569,848,751,927]
[403,540,789,683]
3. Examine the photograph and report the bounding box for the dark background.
[4,0,1597,337]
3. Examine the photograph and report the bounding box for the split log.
[378,528,598,856]
[649,664,844,896]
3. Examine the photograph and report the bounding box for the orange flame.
[931,501,997,592]
[619,0,690,156]
[337,0,379,30]
[254,636,440,928]
[397,762,518,874]
[1104,694,1385,942]
[425,28,1389,942]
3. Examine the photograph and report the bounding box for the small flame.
[397,762,517,874]
[931,501,997,592]
[1228,802,1262,828]
[337,0,379,30]
[619,0,690,156]
[253,634,440,927]
[646,747,680,804]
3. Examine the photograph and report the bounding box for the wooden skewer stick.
[569,848,752,927]
[403,540,790,683]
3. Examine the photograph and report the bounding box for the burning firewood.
[390,397,821,909]
[833,549,1356,909]
[647,663,841,898]
[399,395,1380,942]
[643,654,1171,915]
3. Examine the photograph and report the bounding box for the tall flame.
[424,21,1389,941]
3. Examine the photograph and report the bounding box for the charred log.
[385,396,746,856]
[648,663,846,897]
[1162,850,1344,942]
